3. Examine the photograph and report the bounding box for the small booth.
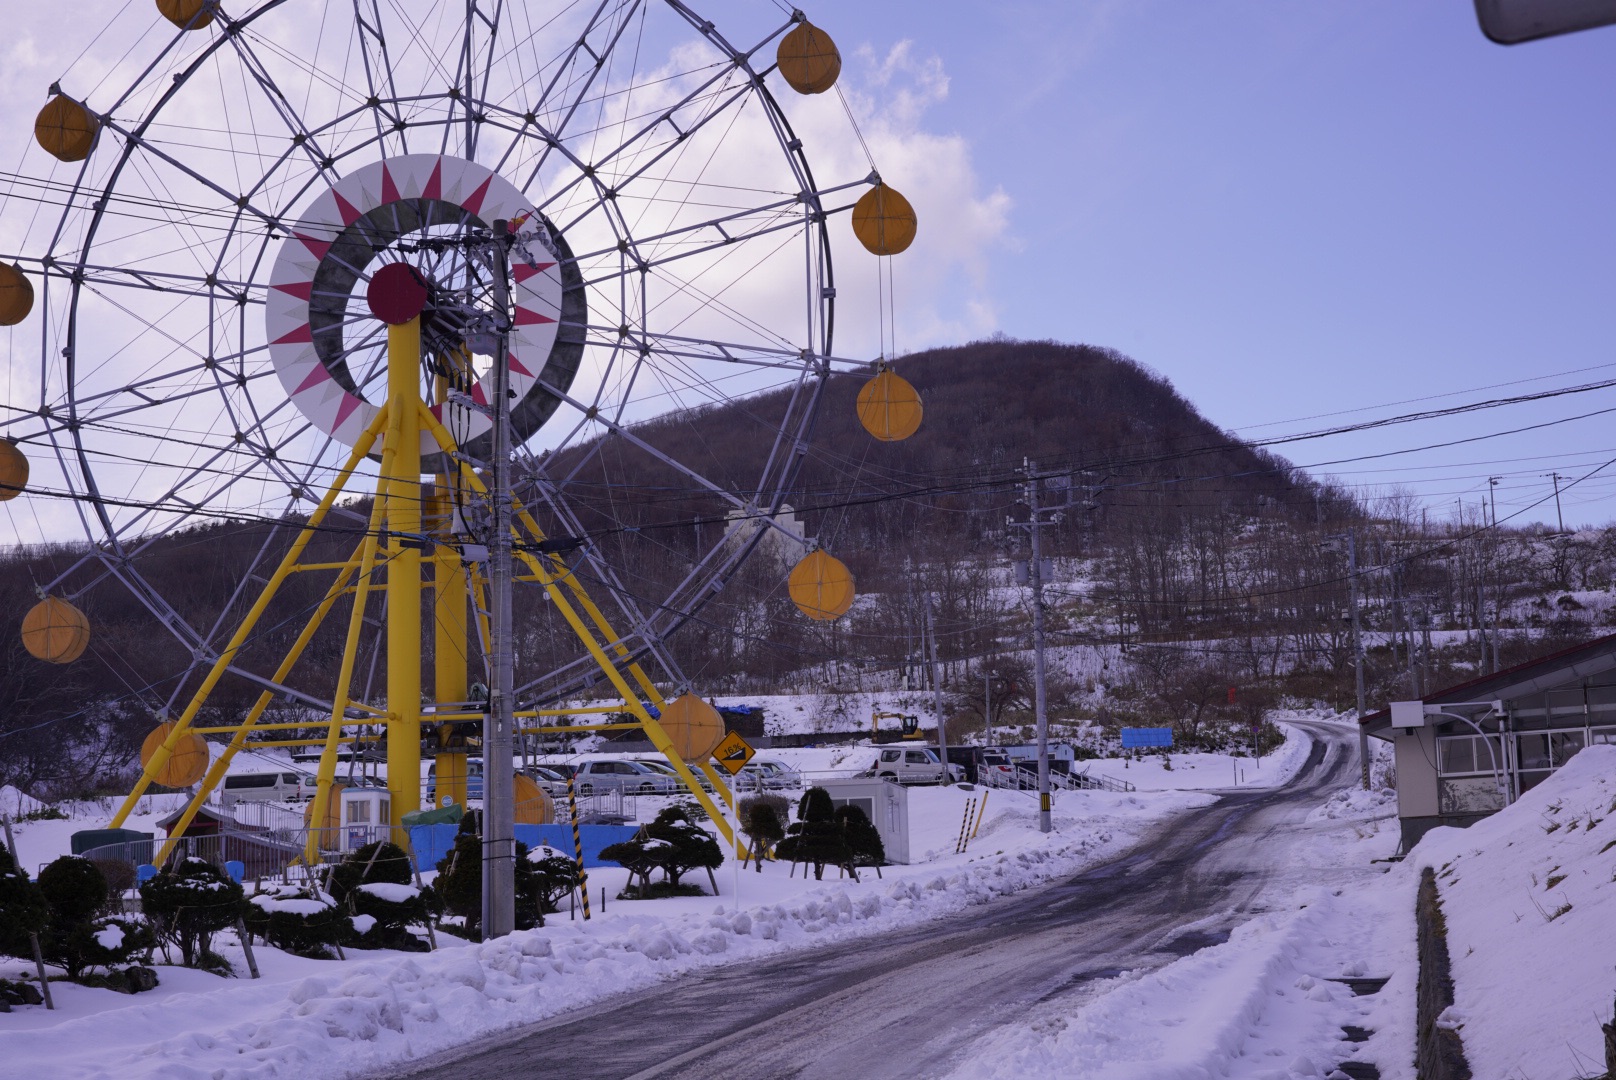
[337,788,391,852]
[817,777,910,864]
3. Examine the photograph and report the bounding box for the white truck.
[868,746,963,785]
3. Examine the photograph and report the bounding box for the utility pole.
[927,594,948,784]
[983,668,992,749]
[1546,473,1566,534]
[1346,531,1368,791]
[1010,460,1058,834]
[1329,530,1370,790]
[482,220,516,940]
[1488,476,1500,528]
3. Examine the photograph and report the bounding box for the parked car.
[572,758,677,796]
[219,771,306,806]
[732,759,800,791]
[527,765,572,797]
[868,747,963,785]
[633,758,713,791]
[425,757,484,804]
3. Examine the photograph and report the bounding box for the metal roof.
[1360,631,1616,738]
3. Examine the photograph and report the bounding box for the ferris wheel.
[1,0,922,843]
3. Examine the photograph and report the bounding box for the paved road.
[401,722,1365,1080]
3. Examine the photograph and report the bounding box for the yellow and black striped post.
[566,776,590,920]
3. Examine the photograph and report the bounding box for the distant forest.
[4,339,1605,792]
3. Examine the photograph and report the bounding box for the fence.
[976,764,1134,795]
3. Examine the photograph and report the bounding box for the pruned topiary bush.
[38,856,137,979]
[741,801,784,871]
[139,858,246,973]
[836,803,886,877]
[525,845,582,924]
[776,786,850,881]
[601,806,724,898]
[329,842,430,951]
[246,883,348,959]
[431,813,542,938]
[0,847,48,963]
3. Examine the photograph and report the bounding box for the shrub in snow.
[139,857,246,972]
[46,913,152,980]
[351,882,432,951]
[525,845,582,924]
[645,806,723,890]
[598,831,663,898]
[432,827,483,937]
[776,786,850,881]
[329,841,431,951]
[835,804,885,876]
[38,856,120,978]
[0,846,48,960]
[246,883,348,959]
[742,800,784,871]
[327,840,413,904]
[432,815,544,938]
[602,806,724,898]
[738,792,790,826]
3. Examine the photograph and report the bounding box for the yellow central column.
[433,480,471,810]
[386,314,423,832]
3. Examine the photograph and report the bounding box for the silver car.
[634,758,713,791]
[573,759,678,796]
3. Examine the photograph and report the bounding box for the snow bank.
[1411,743,1616,1079]
[2,789,1215,1080]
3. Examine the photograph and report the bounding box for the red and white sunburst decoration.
[265,153,563,451]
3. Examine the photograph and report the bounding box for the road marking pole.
[566,777,590,921]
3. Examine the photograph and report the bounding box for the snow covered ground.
[0,718,1353,1078]
[937,732,1616,1079]
[0,778,1224,1079]
[1409,744,1616,1079]
[40,716,1616,1080]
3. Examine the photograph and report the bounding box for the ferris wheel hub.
[367,262,430,326]
[266,154,576,456]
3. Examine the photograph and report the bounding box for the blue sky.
[803,0,1616,528]
[3,1,1614,537]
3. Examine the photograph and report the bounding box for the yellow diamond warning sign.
[712,730,756,775]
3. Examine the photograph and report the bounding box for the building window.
[1550,730,1587,767]
[1517,733,1552,772]
[1436,734,1502,776]
[1440,777,1506,815]
[347,800,370,824]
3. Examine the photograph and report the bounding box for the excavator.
[871,709,922,743]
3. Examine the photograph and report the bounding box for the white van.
[219,771,305,806]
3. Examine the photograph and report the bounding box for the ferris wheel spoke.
[504,0,644,188]
[97,116,282,231]
[568,324,821,374]
[519,476,688,687]
[537,376,776,521]
[223,27,348,184]
[447,0,505,159]
[566,189,857,291]
[19,257,263,305]
[353,0,412,156]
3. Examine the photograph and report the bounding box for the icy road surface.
[401,722,1378,1079]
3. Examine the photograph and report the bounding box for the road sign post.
[710,731,755,903]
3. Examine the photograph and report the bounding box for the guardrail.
[976,765,1134,794]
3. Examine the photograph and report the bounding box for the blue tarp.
[407,823,641,871]
[1120,727,1175,749]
